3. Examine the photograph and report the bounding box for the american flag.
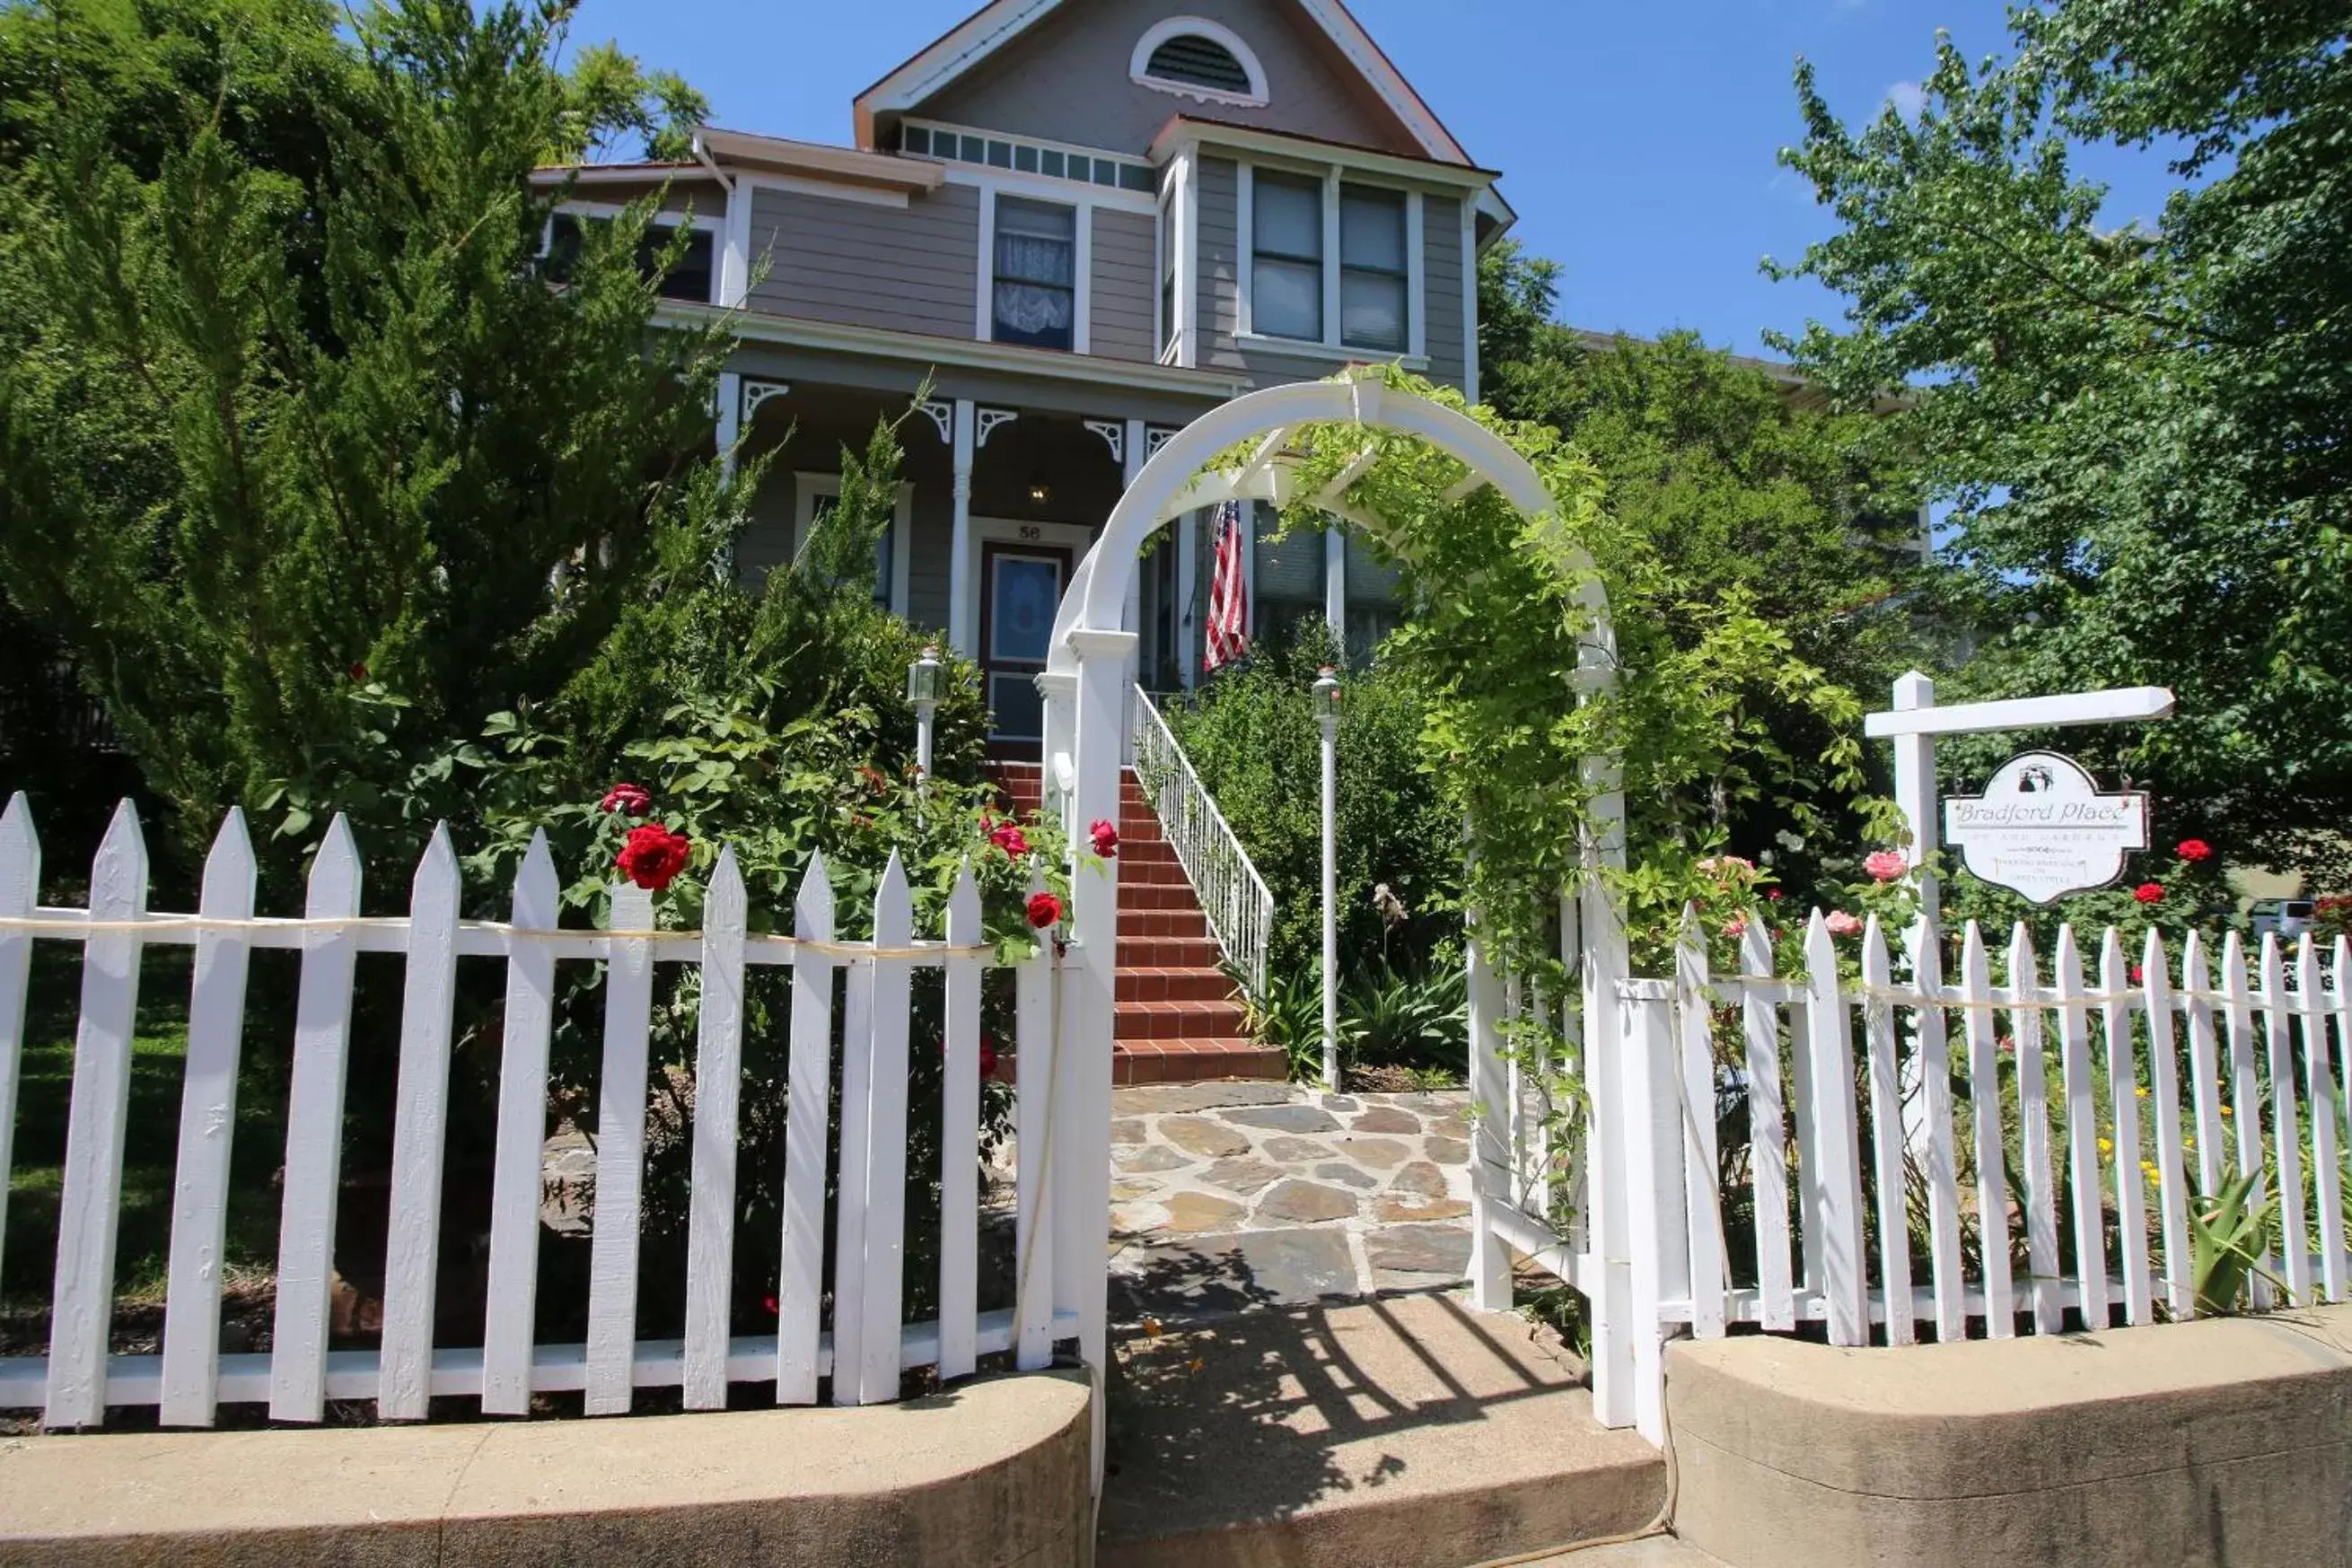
[1205,501,1251,673]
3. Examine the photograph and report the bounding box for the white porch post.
[1061,626,1133,1494]
[1175,511,1199,690]
[715,372,742,481]
[949,399,978,657]
[1123,418,1148,763]
[1036,671,1079,839]
[1324,522,1347,659]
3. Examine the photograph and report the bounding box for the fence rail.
[1481,903,2352,1442]
[0,793,1074,1430]
[1128,686,1275,994]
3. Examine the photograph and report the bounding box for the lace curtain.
[995,280,1073,336]
[995,230,1074,337]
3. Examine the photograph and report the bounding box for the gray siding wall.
[1090,207,1157,363]
[736,467,800,589]
[912,0,1416,159]
[907,487,953,632]
[1423,194,1466,392]
[747,184,979,338]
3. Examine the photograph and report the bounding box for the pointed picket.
[1786,976,1826,1307]
[2219,933,2272,1307]
[2100,930,2152,1326]
[0,795,39,1301]
[268,817,364,1423]
[777,854,837,1406]
[2298,938,2345,1304]
[1961,924,2014,1337]
[2336,938,2352,1155]
[2053,928,2108,1329]
[1860,918,1914,1345]
[1803,914,1868,1346]
[1673,910,1724,1339]
[2181,932,2226,1196]
[46,801,149,1428]
[159,810,258,1426]
[2142,931,2194,1318]
[2260,935,2310,1305]
[938,863,984,1381]
[1906,921,1965,1342]
[856,854,915,1404]
[585,883,658,1415]
[830,903,877,1407]
[1738,921,1794,1332]
[481,832,559,1415]
[376,826,461,1421]
[682,849,749,1409]
[2006,925,2062,1335]
[1013,865,1058,1371]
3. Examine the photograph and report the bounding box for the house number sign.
[1943,750,2149,905]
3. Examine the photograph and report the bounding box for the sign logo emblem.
[1944,751,2149,905]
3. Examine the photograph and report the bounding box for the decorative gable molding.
[1129,16,1270,109]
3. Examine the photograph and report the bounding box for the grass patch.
[4,944,288,1315]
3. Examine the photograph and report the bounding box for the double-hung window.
[993,197,1077,351]
[1338,186,1409,354]
[1251,171,1324,342]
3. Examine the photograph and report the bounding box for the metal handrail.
[1128,685,1276,995]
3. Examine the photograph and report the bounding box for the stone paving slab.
[1101,1083,1477,1324]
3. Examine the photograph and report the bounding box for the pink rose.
[1864,850,1909,883]
[1825,910,1864,937]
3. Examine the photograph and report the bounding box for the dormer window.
[1131,17,1270,109]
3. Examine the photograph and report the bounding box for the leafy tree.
[1770,2,2352,885]
[1479,242,1932,899]
[0,0,727,888]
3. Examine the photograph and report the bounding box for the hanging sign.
[1943,751,2149,905]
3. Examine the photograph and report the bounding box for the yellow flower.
[2221,1105,2234,1117]
[2134,1086,2151,1099]
[2098,1137,2115,1154]
[2184,1137,2196,1151]
[2140,1161,2159,1178]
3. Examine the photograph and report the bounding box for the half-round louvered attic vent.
[1131,17,1270,106]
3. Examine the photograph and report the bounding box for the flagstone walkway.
[1101,1081,1477,1325]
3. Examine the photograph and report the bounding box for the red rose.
[1026,890,1063,930]
[1090,819,1119,859]
[599,783,652,816]
[763,1292,779,1317]
[1767,888,1784,902]
[980,1038,1000,1080]
[990,821,1031,858]
[617,823,692,891]
[2133,882,2165,905]
[347,661,368,683]
[2177,839,2213,863]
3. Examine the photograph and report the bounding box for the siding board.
[749,185,979,338]
[1423,194,1466,391]
[1091,208,1157,363]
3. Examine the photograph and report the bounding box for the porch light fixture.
[1028,477,1054,504]
[908,644,943,779]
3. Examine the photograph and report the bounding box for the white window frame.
[1130,16,1271,109]
[794,472,915,616]
[546,201,724,306]
[1233,162,1426,364]
[979,191,1089,355]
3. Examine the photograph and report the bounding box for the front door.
[981,541,1073,747]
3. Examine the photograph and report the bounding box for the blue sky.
[562,0,2177,359]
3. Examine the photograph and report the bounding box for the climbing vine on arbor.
[1233,368,1900,1169]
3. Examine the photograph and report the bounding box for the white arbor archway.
[1039,374,1642,1472]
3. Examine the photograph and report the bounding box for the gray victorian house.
[540,0,1505,747]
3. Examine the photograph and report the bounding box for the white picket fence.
[0,793,1076,1429]
[1482,907,2352,1442]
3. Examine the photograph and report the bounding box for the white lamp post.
[908,644,943,781]
[1313,665,1342,1091]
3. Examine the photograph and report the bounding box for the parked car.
[2249,898,2317,942]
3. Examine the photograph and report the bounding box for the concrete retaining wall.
[1664,1308,2352,1568]
[0,1370,1093,1567]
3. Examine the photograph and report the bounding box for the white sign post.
[1865,675,2176,919]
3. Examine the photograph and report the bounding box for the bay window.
[1339,186,1409,353]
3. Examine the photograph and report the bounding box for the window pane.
[1014,144,1039,173]
[1340,270,1406,351]
[1254,258,1322,340]
[1340,187,1406,272]
[1254,174,1322,260]
[902,126,929,154]
[647,228,715,303]
[987,140,1014,168]
[1120,163,1155,193]
[1041,148,1066,179]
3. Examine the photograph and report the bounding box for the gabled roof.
[852,0,1473,168]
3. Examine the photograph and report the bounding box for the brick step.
[1111,1038,1290,1086]
[1120,883,1204,912]
[1115,998,1251,1041]
[1118,937,1224,969]
[1117,968,1242,1004]
[1119,908,1210,938]
[1119,859,1189,887]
